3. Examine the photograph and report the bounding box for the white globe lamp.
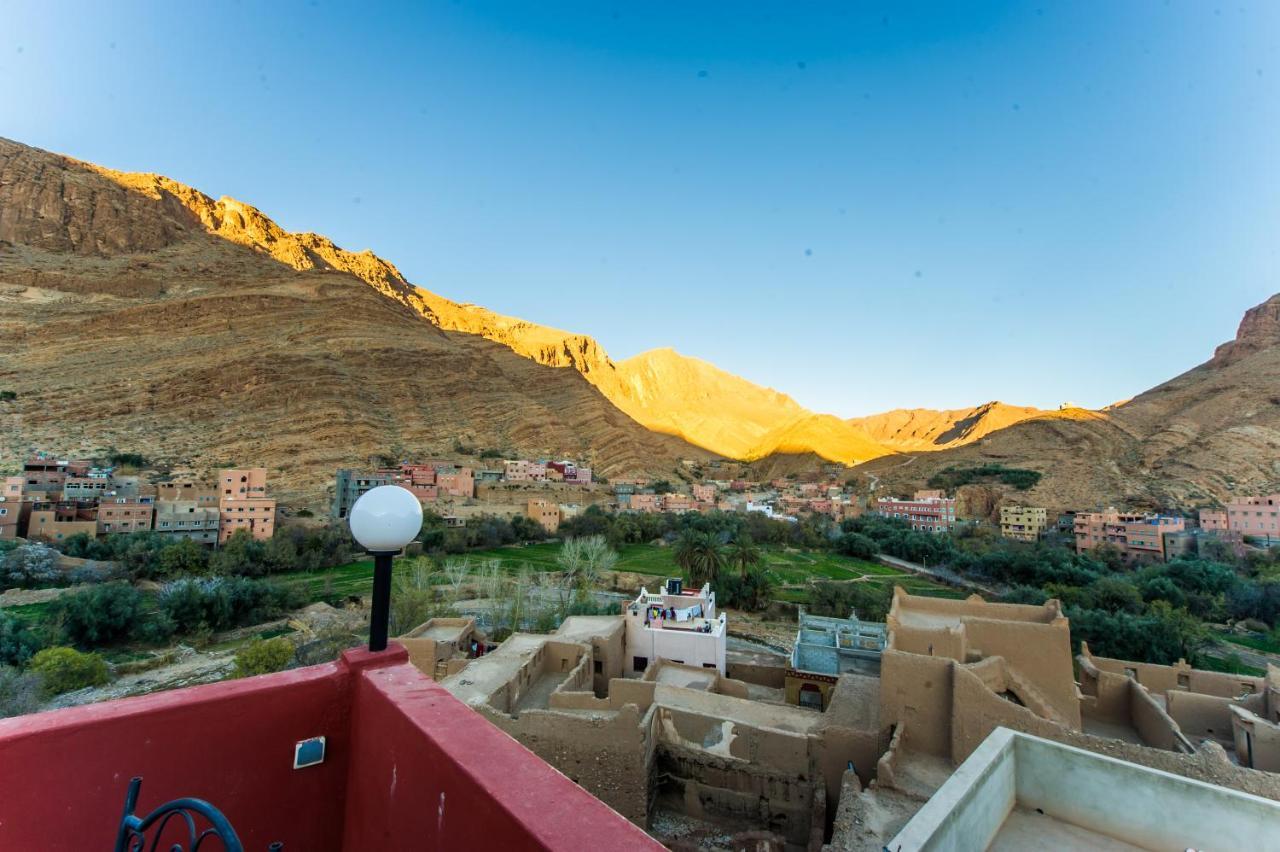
[348,485,423,651]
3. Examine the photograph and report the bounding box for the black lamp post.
[347,485,423,651]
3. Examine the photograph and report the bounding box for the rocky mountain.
[0,138,707,504]
[847,402,1050,451]
[854,295,1280,511]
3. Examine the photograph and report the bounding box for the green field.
[1212,629,1280,656]
[464,542,965,601]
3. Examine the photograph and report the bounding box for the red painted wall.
[0,645,661,851]
[0,661,354,851]
[341,659,662,850]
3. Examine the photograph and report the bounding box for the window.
[632,656,648,672]
[593,660,602,674]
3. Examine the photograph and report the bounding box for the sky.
[2,1,1277,416]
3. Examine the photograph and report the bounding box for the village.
[3,449,1280,848]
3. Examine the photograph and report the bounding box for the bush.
[0,666,43,717]
[0,611,44,667]
[28,646,109,693]
[808,581,894,622]
[927,464,1042,491]
[1,543,59,590]
[159,577,305,635]
[54,582,145,647]
[836,532,878,560]
[233,637,295,678]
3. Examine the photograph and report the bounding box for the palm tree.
[726,536,761,577]
[674,530,725,586]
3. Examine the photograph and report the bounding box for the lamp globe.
[348,485,423,553]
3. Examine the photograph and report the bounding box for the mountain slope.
[848,402,1050,451]
[0,138,707,503]
[854,295,1280,510]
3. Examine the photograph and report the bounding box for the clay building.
[786,610,886,710]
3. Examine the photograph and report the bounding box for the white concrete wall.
[890,728,1280,851]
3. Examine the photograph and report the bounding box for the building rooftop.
[791,610,887,676]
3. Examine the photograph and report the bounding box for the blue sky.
[3,2,1276,415]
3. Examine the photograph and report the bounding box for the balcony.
[0,645,660,851]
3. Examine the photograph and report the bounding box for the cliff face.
[853,294,1280,510]
[2,138,1029,468]
[1210,293,1280,367]
[0,138,706,503]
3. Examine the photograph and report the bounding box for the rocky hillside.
[854,295,1280,511]
[0,138,706,504]
[847,401,1049,451]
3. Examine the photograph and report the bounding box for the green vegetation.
[0,666,43,718]
[0,390,16,402]
[927,464,1042,491]
[232,637,295,677]
[28,646,109,694]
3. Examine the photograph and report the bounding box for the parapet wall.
[1082,643,1266,698]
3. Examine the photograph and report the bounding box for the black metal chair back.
[113,776,265,852]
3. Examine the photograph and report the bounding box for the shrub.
[836,532,878,559]
[233,637,295,678]
[28,646,110,694]
[0,666,43,717]
[0,390,16,402]
[0,611,44,667]
[54,582,145,647]
[927,464,1042,491]
[1,543,59,590]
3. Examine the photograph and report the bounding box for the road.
[873,553,994,596]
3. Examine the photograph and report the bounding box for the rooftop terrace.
[0,645,658,850]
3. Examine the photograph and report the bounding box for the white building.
[624,579,727,675]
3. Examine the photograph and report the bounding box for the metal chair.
[114,776,277,852]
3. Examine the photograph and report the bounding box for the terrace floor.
[990,808,1144,851]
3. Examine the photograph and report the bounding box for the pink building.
[629,493,661,513]
[1074,510,1185,561]
[1199,509,1229,531]
[218,468,276,543]
[503,460,546,482]
[662,494,693,514]
[875,496,957,533]
[692,484,716,503]
[435,467,475,499]
[96,492,156,535]
[1226,495,1280,543]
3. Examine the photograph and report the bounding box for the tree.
[836,533,877,560]
[28,646,109,693]
[0,611,44,667]
[232,637,295,678]
[210,529,267,577]
[557,536,617,599]
[0,665,44,718]
[726,537,762,576]
[673,530,725,586]
[158,538,209,577]
[54,582,145,647]
[390,558,443,636]
[2,543,59,590]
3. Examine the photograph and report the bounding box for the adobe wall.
[1231,706,1280,773]
[1129,680,1192,752]
[888,589,1060,625]
[1078,656,1132,724]
[1167,689,1263,743]
[475,701,655,825]
[1082,644,1267,698]
[878,650,954,758]
[398,636,444,674]
[726,659,788,688]
[963,618,1079,727]
[887,623,966,660]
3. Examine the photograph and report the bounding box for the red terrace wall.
[0,645,660,851]
[342,659,662,851]
[0,660,354,851]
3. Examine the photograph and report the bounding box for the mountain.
[847,402,1050,451]
[854,295,1280,511]
[0,138,707,504]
